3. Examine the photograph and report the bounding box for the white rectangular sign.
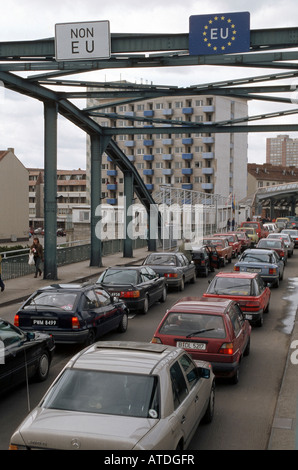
[55,20,111,61]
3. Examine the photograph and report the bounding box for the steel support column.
[123,172,134,258]
[43,101,58,280]
[90,134,111,267]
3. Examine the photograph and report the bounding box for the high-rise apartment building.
[86,85,248,206]
[266,134,298,166]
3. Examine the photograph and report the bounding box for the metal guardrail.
[0,238,148,281]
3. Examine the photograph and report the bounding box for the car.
[0,317,55,396]
[203,237,233,265]
[234,248,284,288]
[9,341,215,450]
[142,252,196,291]
[267,233,294,257]
[97,265,167,314]
[235,230,252,251]
[191,245,221,277]
[236,227,259,247]
[256,238,288,264]
[57,228,66,236]
[281,229,298,247]
[213,233,242,257]
[240,221,268,240]
[203,272,271,327]
[263,223,278,233]
[14,283,129,345]
[152,297,251,384]
[33,227,43,235]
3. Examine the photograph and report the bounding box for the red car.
[235,230,252,251]
[203,272,271,327]
[152,297,251,384]
[256,238,288,265]
[213,233,242,257]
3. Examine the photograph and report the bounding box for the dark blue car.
[14,283,129,345]
[234,248,284,288]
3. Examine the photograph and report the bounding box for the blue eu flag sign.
[189,12,250,55]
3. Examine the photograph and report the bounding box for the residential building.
[0,148,29,242]
[247,162,298,195]
[266,134,298,166]
[86,85,248,206]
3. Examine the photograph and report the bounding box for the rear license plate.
[111,292,121,297]
[32,318,57,326]
[176,341,206,350]
[246,268,261,273]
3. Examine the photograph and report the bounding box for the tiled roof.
[248,163,298,182]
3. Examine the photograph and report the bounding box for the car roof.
[106,265,144,270]
[214,271,257,279]
[68,341,182,375]
[242,248,273,254]
[169,296,233,314]
[38,283,92,293]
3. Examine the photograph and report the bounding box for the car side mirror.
[26,332,35,341]
[197,366,211,379]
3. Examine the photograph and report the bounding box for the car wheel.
[202,381,215,424]
[179,277,185,291]
[274,277,280,288]
[85,328,96,345]
[35,351,50,382]
[256,313,264,328]
[141,295,149,314]
[190,271,197,283]
[202,266,208,278]
[244,337,251,356]
[118,312,128,332]
[230,367,240,384]
[264,301,270,313]
[160,286,167,303]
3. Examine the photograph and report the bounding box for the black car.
[14,283,129,345]
[97,266,167,314]
[191,245,221,277]
[0,318,55,396]
[143,252,196,291]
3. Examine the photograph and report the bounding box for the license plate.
[176,341,206,350]
[245,314,253,320]
[111,292,121,297]
[32,318,57,326]
[246,268,261,273]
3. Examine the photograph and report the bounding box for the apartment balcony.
[126,155,135,162]
[107,184,117,191]
[162,109,173,116]
[125,141,135,147]
[202,137,214,144]
[106,198,117,205]
[162,169,173,176]
[182,168,193,175]
[143,139,154,146]
[146,184,154,190]
[182,153,193,160]
[203,105,215,113]
[202,168,214,175]
[144,110,154,117]
[143,169,154,176]
[182,138,193,145]
[162,138,173,145]
[143,154,154,161]
[182,107,193,114]
[125,111,135,117]
[182,184,193,190]
[162,154,173,161]
[202,183,214,190]
[202,152,214,159]
[107,170,118,176]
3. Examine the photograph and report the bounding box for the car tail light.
[269,268,277,275]
[14,314,19,327]
[234,266,240,271]
[71,316,80,329]
[120,290,140,298]
[164,273,178,278]
[280,251,285,257]
[151,337,162,344]
[219,342,234,355]
[245,301,260,311]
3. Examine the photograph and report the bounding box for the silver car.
[268,232,294,257]
[9,342,215,450]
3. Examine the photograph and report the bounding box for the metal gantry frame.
[2,27,298,278]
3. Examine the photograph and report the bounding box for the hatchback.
[14,283,129,345]
[10,341,215,450]
[203,272,271,327]
[152,298,251,384]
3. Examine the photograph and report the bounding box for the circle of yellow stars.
[202,16,237,52]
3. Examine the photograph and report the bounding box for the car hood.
[14,408,158,450]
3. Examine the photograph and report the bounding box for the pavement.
[0,244,297,450]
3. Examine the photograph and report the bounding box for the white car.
[9,341,215,450]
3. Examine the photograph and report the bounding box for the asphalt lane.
[0,253,296,450]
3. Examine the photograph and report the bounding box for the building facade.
[266,134,298,166]
[0,148,29,242]
[86,87,248,206]
[247,162,298,196]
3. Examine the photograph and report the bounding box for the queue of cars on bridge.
[3,216,297,450]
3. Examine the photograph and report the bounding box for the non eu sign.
[189,12,250,56]
[55,20,111,61]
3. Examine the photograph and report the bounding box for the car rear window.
[159,312,226,339]
[145,254,177,265]
[99,269,138,285]
[42,369,160,419]
[24,292,77,310]
[207,277,252,296]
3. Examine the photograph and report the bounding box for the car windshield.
[207,277,252,296]
[242,223,258,228]
[241,253,271,263]
[42,369,160,419]
[204,239,223,246]
[24,292,77,310]
[144,254,177,266]
[159,312,226,338]
[99,269,138,285]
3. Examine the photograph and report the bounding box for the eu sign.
[55,20,111,61]
[189,12,250,55]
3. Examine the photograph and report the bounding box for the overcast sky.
[1,0,298,170]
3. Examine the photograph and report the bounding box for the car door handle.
[195,395,199,403]
[181,415,186,424]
